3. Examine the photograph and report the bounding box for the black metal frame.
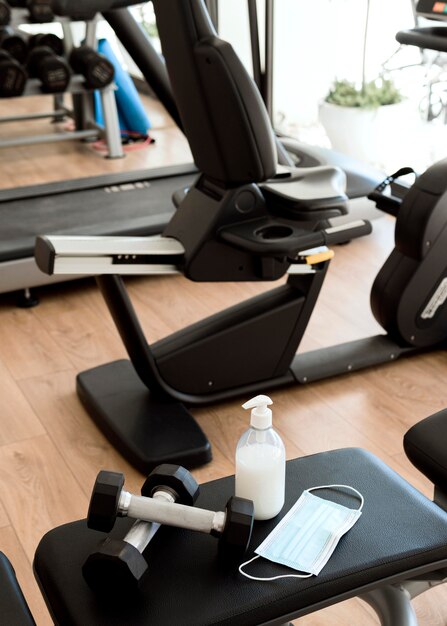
[247,0,274,120]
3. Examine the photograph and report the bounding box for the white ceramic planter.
[319,100,408,167]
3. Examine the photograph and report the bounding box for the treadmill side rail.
[34,235,185,276]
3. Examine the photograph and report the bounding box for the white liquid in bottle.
[236,443,285,520]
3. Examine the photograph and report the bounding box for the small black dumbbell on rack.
[27,0,54,22]
[0,49,27,96]
[29,32,63,56]
[69,45,114,89]
[0,27,27,63]
[84,465,254,593]
[27,45,70,92]
[83,465,201,593]
[0,1,11,27]
[6,0,53,22]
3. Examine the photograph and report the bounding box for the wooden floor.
[0,94,447,625]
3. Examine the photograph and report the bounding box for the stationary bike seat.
[261,165,348,220]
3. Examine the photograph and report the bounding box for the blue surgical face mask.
[239,484,363,581]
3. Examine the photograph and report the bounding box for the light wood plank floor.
[0,94,446,625]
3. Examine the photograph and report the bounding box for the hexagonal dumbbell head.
[82,538,148,594]
[141,464,200,505]
[219,496,254,561]
[87,471,124,533]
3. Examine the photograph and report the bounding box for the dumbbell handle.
[119,490,226,535]
[123,489,174,553]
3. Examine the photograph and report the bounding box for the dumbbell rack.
[0,9,124,158]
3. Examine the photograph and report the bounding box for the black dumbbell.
[84,465,254,592]
[0,27,27,63]
[29,32,63,56]
[0,49,27,96]
[0,2,11,27]
[27,0,54,22]
[83,465,201,593]
[27,45,70,92]
[69,45,114,89]
[7,0,53,21]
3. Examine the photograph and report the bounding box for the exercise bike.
[35,0,447,472]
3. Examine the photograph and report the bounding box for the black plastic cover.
[404,409,447,490]
[0,553,35,626]
[395,159,447,261]
[153,0,277,186]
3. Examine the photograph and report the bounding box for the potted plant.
[319,0,405,165]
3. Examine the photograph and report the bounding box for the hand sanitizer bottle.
[235,395,286,520]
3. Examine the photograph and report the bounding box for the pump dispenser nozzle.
[242,395,273,430]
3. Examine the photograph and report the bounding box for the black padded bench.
[34,448,447,626]
[0,552,35,626]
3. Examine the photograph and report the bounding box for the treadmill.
[0,1,198,301]
[0,1,383,301]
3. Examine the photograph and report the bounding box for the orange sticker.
[433,2,446,12]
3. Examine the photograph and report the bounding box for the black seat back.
[153,0,277,187]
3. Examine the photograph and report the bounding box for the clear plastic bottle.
[235,395,286,520]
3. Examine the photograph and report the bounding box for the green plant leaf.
[325,79,403,109]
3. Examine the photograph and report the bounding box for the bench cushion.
[0,553,35,626]
[404,409,447,491]
[34,448,447,626]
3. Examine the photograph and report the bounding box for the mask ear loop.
[238,483,364,581]
[306,484,364,512]
[239,554,313,581]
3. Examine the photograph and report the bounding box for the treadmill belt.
[0,164,197,263]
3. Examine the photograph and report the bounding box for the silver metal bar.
[403,575,447,600]
[44,235,185,257]
[0,109,69,123]
[0,130,99,149]
[53,258,181,275]
[61,21,74,54]
[119,491,226,535]
[125,519,161,553]
[85,17,99,49]
[360,586,418,626]
[100,84,125,159]
[39,234,185,276]
[124,490,175,553]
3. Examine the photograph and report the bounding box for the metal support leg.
[85,16,99,49]
[100,84,124,159]
[61,21,74,54]
[52,94,66,123]
[265,0,274,122]
[360,585,418,626]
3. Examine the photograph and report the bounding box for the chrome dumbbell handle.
[118,490,227,535]
[123,489,175,552]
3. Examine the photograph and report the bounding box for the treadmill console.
[416,0,447,20]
